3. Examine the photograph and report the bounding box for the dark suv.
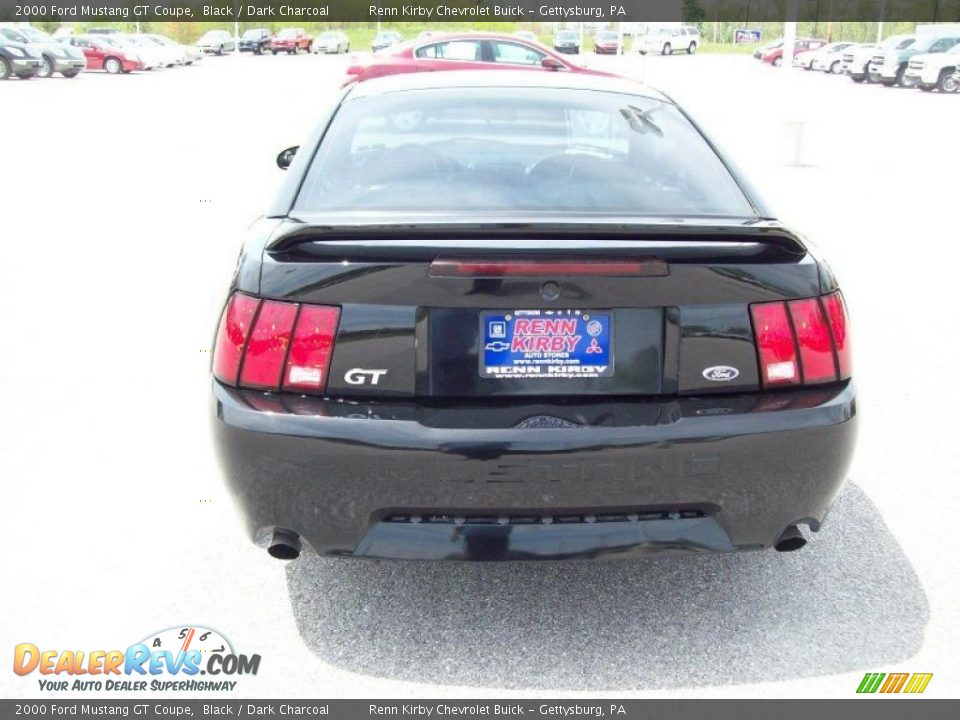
[239,28,272,55]
[211,71,856,564]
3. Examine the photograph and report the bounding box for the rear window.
[294,88,753,217]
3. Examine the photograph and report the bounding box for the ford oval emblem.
[703,365,740,382]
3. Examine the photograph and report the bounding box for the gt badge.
[344,368,389,385]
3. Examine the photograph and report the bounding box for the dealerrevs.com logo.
[14,626,261,692]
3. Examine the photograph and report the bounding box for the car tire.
[104,57,122,74]
[773,56,782,67]
[829,60,842,74]
[662,43,672,55]
[0,57,10,81]
[38,55,54,78]
[272,50,278,56]
[688,42,696,54]
[62,69,80,78]
[937,68,959,93]
[216,46,223,56]
[896,68,913,87]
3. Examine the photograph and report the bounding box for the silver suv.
[637,25,700,55]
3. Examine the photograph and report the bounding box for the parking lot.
[1,49,958,698]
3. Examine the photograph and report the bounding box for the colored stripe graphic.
[857,673,885,693]
[903,673,933,694]
[857,672,932,694]
[880,673,909,693]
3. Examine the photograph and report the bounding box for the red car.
[761,37,828,66]
[593,30,622,54]
[270,28,313,55]
[344,33,610,85]
[59,35,143,73]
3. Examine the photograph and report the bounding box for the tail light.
[751,302,799,386]
[213,293,340,393]
[821,292,852,379]
[750,292,851,388]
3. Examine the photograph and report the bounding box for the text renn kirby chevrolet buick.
[211,70,856,562]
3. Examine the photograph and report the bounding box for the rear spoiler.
[266,221,808,263]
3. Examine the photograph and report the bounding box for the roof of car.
[345,69,671,103]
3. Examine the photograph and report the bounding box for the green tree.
[683,0,707,23]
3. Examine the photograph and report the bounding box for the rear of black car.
[211,74,856,561]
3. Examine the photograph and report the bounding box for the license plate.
[480,310,613,379]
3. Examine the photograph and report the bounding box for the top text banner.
[0,0,957,22]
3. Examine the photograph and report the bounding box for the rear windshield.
[294,88,753,217]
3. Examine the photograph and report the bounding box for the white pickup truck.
[841,42,880,81]
[869,34,960,86]
[904,43,960,91]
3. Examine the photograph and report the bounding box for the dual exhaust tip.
[267,528,301,560]
[774,525,807,552]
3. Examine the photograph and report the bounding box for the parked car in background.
[869,33,958,86]
[197,30,235,55]
[840,42,878,81]
[513,30,539,44]
[593,29,621,54]
[86,28,120,35]
[184,43,203,64]
[799,42,855,72]
[270,28,312,54]
[313,31,350,54]
[762,37,827,66]
[59,34,143,73]
[754,39,782,59]
[905,43,960,91]
[0,25,85,78]
[104,35,164,70]
[146,34,200,65]
[345,33,609,85]
[372,30,402,52]
[0,39,41,79]
[636,25,700,55]
[553,29,579,54]
[238,28,272,55]
[124,34,184,67]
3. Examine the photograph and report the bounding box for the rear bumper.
[212,381,857,560]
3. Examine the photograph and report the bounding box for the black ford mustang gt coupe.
[211,71,856,562]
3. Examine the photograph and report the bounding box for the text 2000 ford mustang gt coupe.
[211,72,856,562]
